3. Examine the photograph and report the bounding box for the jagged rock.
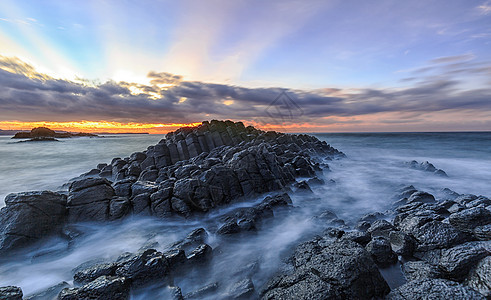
[184,282,219,299]
[261,239,389,299]
[341,231,371,246]
[67,178,114,222]
[115,249,169,287]
[227,278,255,299]
[109,197,131,220]
[365,236,398,267]
[163,248,187,270]
[474,224,491,241]
[412,221,469,251]
[367,219,394,238]
[449,207,491,233]
[402,260,443,281]
[74,262,119,284]
[386,279,485,300]
[437,242,489,281]
[186,244,212,265]
[58,276,130,300]
[407,191,436,204]
[465,256,491,298]
[0,286,23,300]
[0,191,66,253]
[389,230,416,257]
[25,282,69,300]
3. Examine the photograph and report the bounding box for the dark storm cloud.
[0,56,490,125]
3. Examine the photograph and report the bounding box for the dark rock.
[293,180,312,193]
[402,260,443,281]
[109,197,131,220]
[131,181,158,197]
[115,249,169,287]
[367,219,395,238]
[408,220,468,251]
[0,191,66,253]
[386,279,485,300]
[74,262,119,284]
[67,178,114,222]
[449,207,491,233]
[138,168,158,182]
[474,224,491,241]
[227,278,255,299]
[130,152,146,163]
[341,231,371,246]
[58,276,130,300]
[389,230,416,257]
[184,282,219,299]
[217,221,241,235]
[0,286,22,300]
[167,286,184,300]
[365,236,398,267]
[261,239,389,299]
[25,282,69,300]
[465,256,491,298]
[131,193,151,215]
[407,191,436,204]
[186,244,212,265]
[113,179,134,197]
[359,212,386,223]
[163,248,187,270]
[437,241,489,281]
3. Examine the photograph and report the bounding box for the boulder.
[402,260,443,282]
[67,178,115,222]
[74,262,119,284]
[227,278,255,299]
[24,282,69,300]
[449,207,491,233]
[115,249,169,287]
[0,191,66,253]
[437,242,489,281]
[261,240,389,299]
[465,256,491,298]
[365,236,398,267]
[386,279,485,300]
[58,276,130,300]
[0,286,23,300]
[407,191,436,204]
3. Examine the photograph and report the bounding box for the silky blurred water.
[0,132,490,298]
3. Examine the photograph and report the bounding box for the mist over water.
[1,132,490,298]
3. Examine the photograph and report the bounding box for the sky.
[0,0,490,133]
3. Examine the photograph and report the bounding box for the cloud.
[0,55,490,130]
[478,1,491,15]
[429,53,475,64]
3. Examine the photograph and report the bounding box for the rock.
[131,181,158,197]
[115,249,169,287]
[474,224,491,241]
[389,230,416,257]
[411,221,469,251]
[24,282,69,300]
[58,276,130,300]
[402,260,443,281]
[184,282,219,299]
[186,244,212,265]
[0,286,23,300]
[341,231,371,246]
[365,237,398,267]
[367,219,394,238]
[261,239,389,299]
[407,191,436,204]
[163,248,187,270]
[74,262,119,284]
[465,256,491,298]
[217,221,241,235]
[109,197,131,220]
[293,180,312,193]
[449,207,491,233]
[386,279,485,300]
[67,178,115,222]
[437,242,489,281]
[0,191,66,253]
[112,179,134,197]
[227,278,255,299]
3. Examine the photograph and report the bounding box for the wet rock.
[411,220,469,251]
[389,230,416,257]
[115,249,169,287]
[163,248,187,270]
[474,224,491,241]
[341,231,371,246]
[465,256,491,298]
[109,197,131,220]
[0,286,22,300]
[131,193,152,215]
[407,191,436,204]
[227,278,255,299]
[293,180,312,193]
[217,221,241,235]
[25,282,69,300]
[74,262,119,284]
[402,260,443,282]
[67,178,115,222]
[365,236,398,267]
[261,239,389,299]
[367,219,395,238]
[167,286,184,300]
[186,244,212,265]
[386,279,485,300]
[131,181,158,197]
[58,276,130,300]
[437,241,489,281]
[449,207,491,233]
[184,282,219,299]
[0,191,67,253]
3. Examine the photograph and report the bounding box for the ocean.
[0,132,490,297]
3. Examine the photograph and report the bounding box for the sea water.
[0,132,490,297]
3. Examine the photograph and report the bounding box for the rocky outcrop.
[12,127,97,139]
[0,286,23,300]
[0,191,66,254]
[260,238,390,299]
[387,279,485,299]
[405,160,448,177]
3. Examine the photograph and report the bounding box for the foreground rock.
[0,286,23,300]
[387,279,485,300]
[0,191,66,254]
[260,239,390,299]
